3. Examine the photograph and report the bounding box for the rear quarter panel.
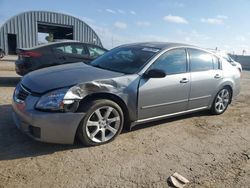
[208,59,241,107]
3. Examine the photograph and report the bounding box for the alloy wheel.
[85,106,121,143]
[215,89,230,113]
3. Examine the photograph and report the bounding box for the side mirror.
[143,69,166,78]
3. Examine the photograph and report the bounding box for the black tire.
[77,99,124,146]
[210,87,232,115]
[0,51,4,59]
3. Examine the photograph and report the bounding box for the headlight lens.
[36,88,78,112]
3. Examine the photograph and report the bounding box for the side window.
[150,49,187,75]
[212,56,220,70]
[87,46,106,58]
[188,49,213,72]
[53,44,88,56]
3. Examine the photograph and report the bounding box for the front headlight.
[36,88,79,112]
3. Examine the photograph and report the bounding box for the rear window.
[53,44,88,56]
[87,46,107,58]
[212,56,220,70]
[188,49,214,72]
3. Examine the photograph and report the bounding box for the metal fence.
[231,55,250,70]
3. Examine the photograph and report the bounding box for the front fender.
[64,75,141,122]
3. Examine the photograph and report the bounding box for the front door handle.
[214,74,221,79]
[180,78,189,83]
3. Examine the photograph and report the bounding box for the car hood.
[21,63,124,93]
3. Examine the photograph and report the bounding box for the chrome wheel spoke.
[108,117,120,123]
[215,101,220,107]
[218,103,221,110]
[106,125,117,134]
[217,95,222,100]
[223,91,229,98]
[220,103,225,110]
[104,107,113,119]
[222,89,226,97]
[86,120,99,127]
[101,129,106,142]
[95,109,103,121]
[90,128,100,139]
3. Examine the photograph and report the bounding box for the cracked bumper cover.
[12,95,85,144]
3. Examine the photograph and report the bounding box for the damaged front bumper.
[12,94,85,144]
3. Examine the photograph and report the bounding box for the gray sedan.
[12,42,241,146]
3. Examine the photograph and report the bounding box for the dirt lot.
[0,63,249,187]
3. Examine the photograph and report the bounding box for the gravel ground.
[0,68,249,188]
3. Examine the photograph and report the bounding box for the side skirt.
[130,106,209,130]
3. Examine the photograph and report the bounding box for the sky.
[0,0,250,54]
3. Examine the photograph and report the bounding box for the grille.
[15,84,30,101]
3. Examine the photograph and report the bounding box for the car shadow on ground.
[0,103,212,161]
[129,110,211,132]
[0,104,80,161]
[0,77,21,87]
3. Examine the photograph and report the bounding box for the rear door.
[53,43,90,65]
[187,48,223,109]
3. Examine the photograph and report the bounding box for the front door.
[138,48,191,120]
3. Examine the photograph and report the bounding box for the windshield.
[89,46,159,74]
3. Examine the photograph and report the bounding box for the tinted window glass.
[90,46,158,74]
[150,49,187,74]
[189,49,213,72]
[54,44,88,55]
[87,46,106,58]
[212,56,220,70]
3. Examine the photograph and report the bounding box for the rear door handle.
[214,74,221,79]
[180,78,189,83]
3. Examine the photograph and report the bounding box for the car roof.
[118,42,195,50]
[20,41,107,50]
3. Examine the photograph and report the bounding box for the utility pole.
[242,49,246,56]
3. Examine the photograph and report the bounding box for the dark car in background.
[15,41,107,75]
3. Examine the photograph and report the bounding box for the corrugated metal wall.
[0,11,103,54]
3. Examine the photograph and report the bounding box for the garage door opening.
[7,34,17,55]
[38,22,73,43]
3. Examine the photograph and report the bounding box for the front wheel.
[210,87,231,115]
[0,51,4,59]
[77,99,124,146]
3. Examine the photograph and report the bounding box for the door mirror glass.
[143,69,166,78]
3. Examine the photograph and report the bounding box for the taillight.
[20,51,41,58]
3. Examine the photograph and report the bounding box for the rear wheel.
[77,99,124,146]
[0,51,4,59]
[210,87,231,115]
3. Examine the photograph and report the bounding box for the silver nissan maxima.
[12,42,241,146]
